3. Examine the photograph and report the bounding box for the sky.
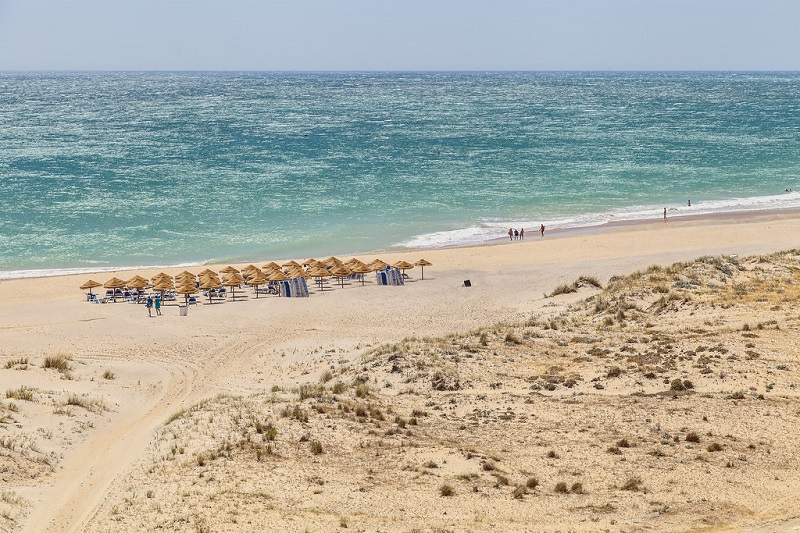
[0,0,798,71]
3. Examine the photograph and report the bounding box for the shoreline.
[3,206,800,283]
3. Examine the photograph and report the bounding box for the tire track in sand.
[24,332,267,532]
[22,353,200,533]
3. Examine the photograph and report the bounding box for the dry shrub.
[621,476,642,491]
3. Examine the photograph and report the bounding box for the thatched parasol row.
[79,258,433,302]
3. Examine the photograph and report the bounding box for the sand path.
[21,356,195,532]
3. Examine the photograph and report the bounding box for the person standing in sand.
[155,295,162,316]
[508,228,513,241]
[540,224,545,237]
[664,207,667,221]
[514,228,519,240]
[520,228,524,240]
[146,296,153,317]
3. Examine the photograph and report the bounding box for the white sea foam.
[0,261,204,281]
[399,192,800,251]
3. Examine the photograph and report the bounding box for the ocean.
[1,71,799,279]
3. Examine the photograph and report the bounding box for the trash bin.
[179,305,188,316]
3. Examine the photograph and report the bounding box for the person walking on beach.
[508,228,513,241]
[540,224,545,237]
[514,228,519,240]
[663,207,667,221]
[520,228,524,240]
[146,296,153,317]
[155,295,162,316]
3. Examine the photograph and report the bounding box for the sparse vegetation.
[57,250,800,530]
[621,476,643,492]
[4,357,28,369]
[6,386,34,402]
[43,354,71,372]
[65,394,108,413]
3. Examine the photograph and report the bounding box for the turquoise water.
[1,71,800,278]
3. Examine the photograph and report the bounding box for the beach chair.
[188,296,198,306]
[88,294,101,304]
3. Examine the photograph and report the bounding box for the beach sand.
[2,212,800,532]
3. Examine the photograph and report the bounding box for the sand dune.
[2,213,800,532]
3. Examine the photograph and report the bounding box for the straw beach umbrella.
[104,277,126,289]
[151,273,172,291]
[151,278,174,302]
[323,256,343,268]
[103,277,126,302]
[247,270,268,298]
[392,260,415,278]
[349,263,372,286]
[80,279,102,299]
[266,269,289,296]
[222,272,245,301]
[80,279,102,292]
[126,276,148,300]
[415,259,433,279]
[368,259,389,271]
[199,276,222,304]
[220,266,240,276]
[286,266,310,279]
[267,269,289,282]
[306,265,330,292]
[328,264,352,288]
[175,281,198,307]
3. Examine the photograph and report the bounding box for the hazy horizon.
[1,1,798,71]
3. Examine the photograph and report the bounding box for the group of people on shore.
[508,224,545,241]
[145,295,162,317]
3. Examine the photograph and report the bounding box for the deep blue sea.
[1,71,800,278]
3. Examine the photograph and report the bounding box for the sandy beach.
[3,212,800,532]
